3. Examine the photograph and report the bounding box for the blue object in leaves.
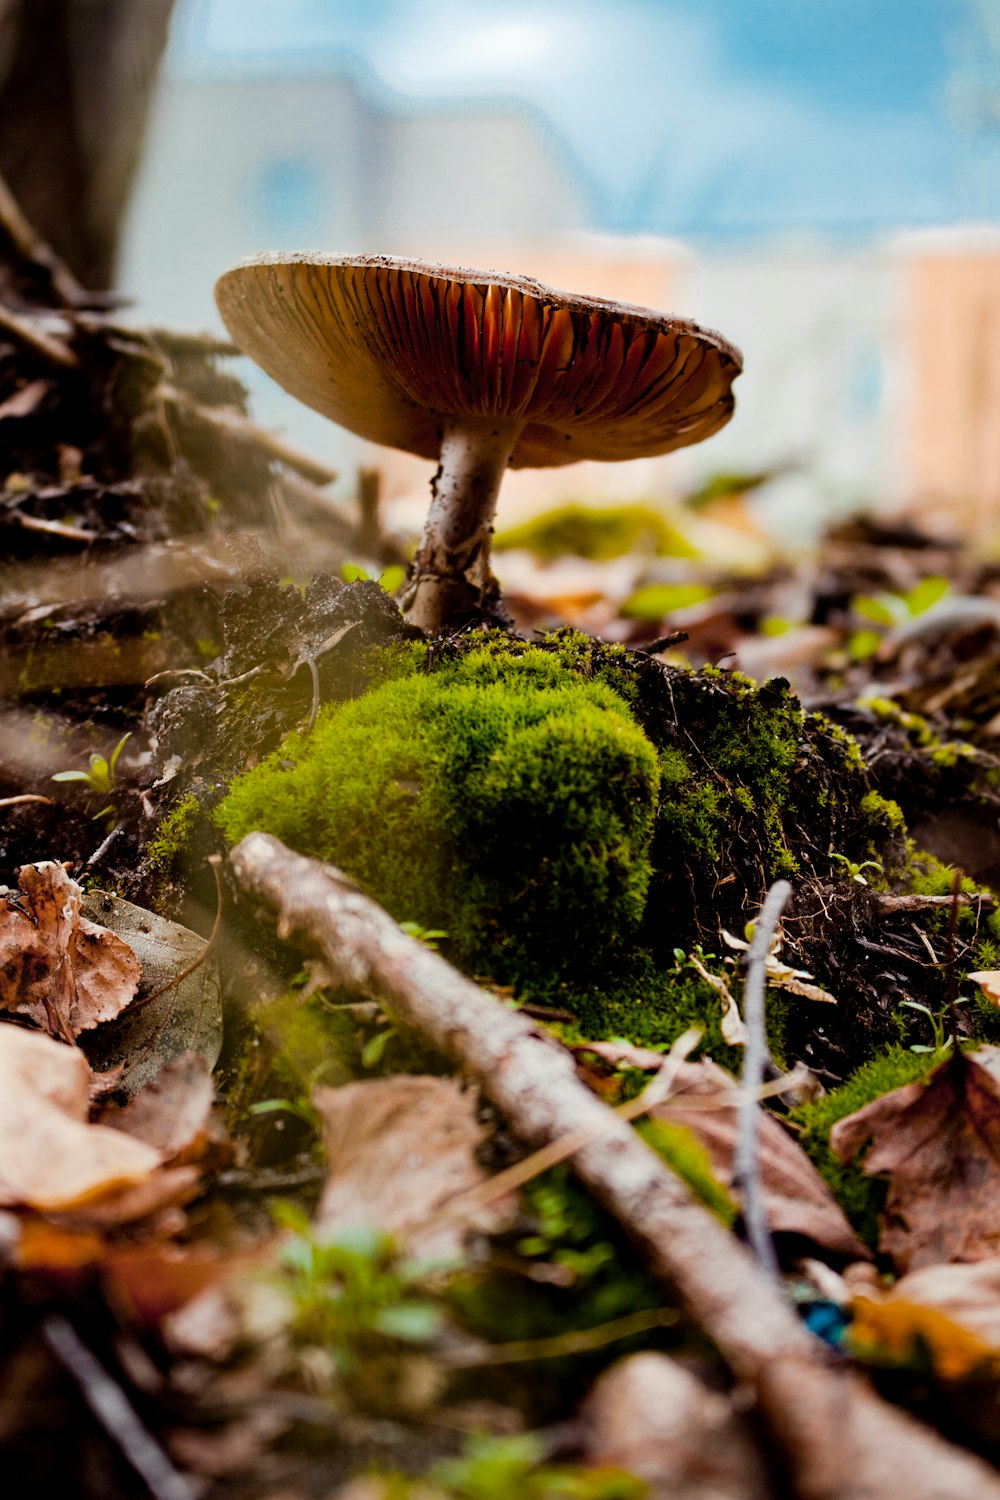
[802,1299,850,1348]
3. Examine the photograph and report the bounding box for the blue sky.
[172,0,1000,240]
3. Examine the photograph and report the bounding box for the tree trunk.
[0,0,176,290]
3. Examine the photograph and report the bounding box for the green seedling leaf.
[620,581,714,620]
[373,1300,441,1342]
[361,1028,394,1069]
[905,576,950,616]
[852,593,903,627]
[848,628,882,661]
[248,1097,319,1127]
[108,732,132,778]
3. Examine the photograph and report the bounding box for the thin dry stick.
[42,1313,197,1500]
[230,833,1000,1500]
[444,1305,679,1368]
[735,879,790,1278]
[131,855,223,1011]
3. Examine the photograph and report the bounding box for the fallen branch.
[873,891,996,913]
[230,832,1000,1500]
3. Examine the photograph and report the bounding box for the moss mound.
[217,643,661,984]
[214,626,986,1073]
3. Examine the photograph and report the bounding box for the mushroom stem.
[404,415,523,635]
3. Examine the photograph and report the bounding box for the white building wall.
[670,251,905,535]
[121,72,971,541]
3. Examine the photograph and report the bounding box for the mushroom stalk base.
[404,417,523,635]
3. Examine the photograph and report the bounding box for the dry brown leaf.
[79,890,223,1099]
[581,1351,770,1500]
[968,971,1000,1008]
[850,1297,998,1381]
[0,1026,160,1211]
[103,1243,256,1328]
[652,1057,866,1258]
[831,1048,1000,1271]
[49,1165,200,1232]
[0,861,140,1039]
[100,1052,215,1163]
[848,1259,1000,1381]
[314,1075,515,1259]
[14,1221,107,1271]
[686,950,747,1045]
[574,1038,670,1072]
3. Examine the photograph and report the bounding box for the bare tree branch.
[229,831,1000,1500]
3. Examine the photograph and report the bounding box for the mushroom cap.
[214,252,743,470]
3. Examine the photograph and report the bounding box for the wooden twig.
[230,832,1000,1500]
[0,302,77,366]
[873,891,995,914]
[131,856,223,1012]
[160,384,338,487]
[42,1313,197,1500]
[735,880,790,1278]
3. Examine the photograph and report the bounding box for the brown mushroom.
[214,253,743,635]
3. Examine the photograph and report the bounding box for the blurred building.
[122,71,588,333]
[898,230,1000,541]
[120,70,1000,544]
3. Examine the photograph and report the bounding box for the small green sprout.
[399,919,449,950]
[897,997,969,1053]
[431,1433,643,1500]
[342,561,407,593]
[852,575,950,629]
[247,1095,321,1130]
[360,1025,396,1069]
[52,731,131,823]
[273,1205,443,1369]
[848,576,951,658]
[830,852,885,886]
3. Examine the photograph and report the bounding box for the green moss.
[546,949,789,1075]
[217,644,661,986]
[859,791,906,839]
[450,1164,670,1359]
[791,1046,944,1245]
[145,794,201,874]
[860,694,977,770]
[494,502,699,561]
[636,1117,737,1224]
[892,844,992,944]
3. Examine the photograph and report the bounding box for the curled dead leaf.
[0,1026,160,1212]
[0,861,140,1040]
[652,1057,867,1258]
[99,1052,216,1164]
[968,971,1000,1008]
[831,1048,1000,1271]
[314,1075,516,1259]
[847,1259,1000,1382]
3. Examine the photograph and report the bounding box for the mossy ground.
[217,639,661,987]
[791,1046,947,1246]
[208,623,988,1080]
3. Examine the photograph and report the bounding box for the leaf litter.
[832,1046,1000,1270]
[0,860,140,1040]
